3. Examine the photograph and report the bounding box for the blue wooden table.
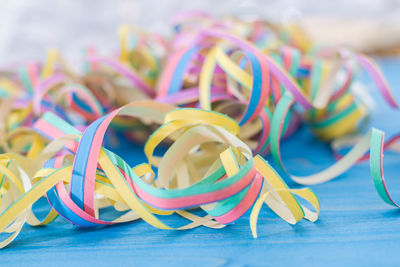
[2,59,400,266]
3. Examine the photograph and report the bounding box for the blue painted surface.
[2,58,400,266]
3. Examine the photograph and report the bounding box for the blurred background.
[1,0,400,65]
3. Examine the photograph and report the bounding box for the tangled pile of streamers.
[0,11,399,249]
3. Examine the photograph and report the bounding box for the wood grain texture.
[1,59,400,266]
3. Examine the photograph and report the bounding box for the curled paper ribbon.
[0,101,319,248]
[0,11,399,249]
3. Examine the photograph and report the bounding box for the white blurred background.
[1,0,400,65]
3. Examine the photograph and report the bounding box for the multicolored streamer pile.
[0,11,398,249]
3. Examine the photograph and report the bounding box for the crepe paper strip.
[88,57,155,97]
[0,79,20,98]
[167,26,365,131]
[157,45,201,97]
[270,92,398,189]
[119,24,137,64]
[74,104,314,225]
[199,29,313,109]
[164,108,240,135]
[332,134,400,164]
[213,47,270,125]
[262,49,397,185]
[355,54,399,109]
[253,107,272,156]
[199,43,270,125]
[32,73,67,115]
[270,92,368,184]
[41,48,60,80]
[250,155,320,237]
[60,84,104,120]
[369,129,400,207]
[28,72,104,125]
[119,24,166,68]
[1,12,400,249]
[0,135,76,248]
[156,86,230,105]
[199,47,217,110]
[18,64,37,96]
[281,46,301,78]
[0,98,318,248]
[329,62,354,103]
[332,130,400,206]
